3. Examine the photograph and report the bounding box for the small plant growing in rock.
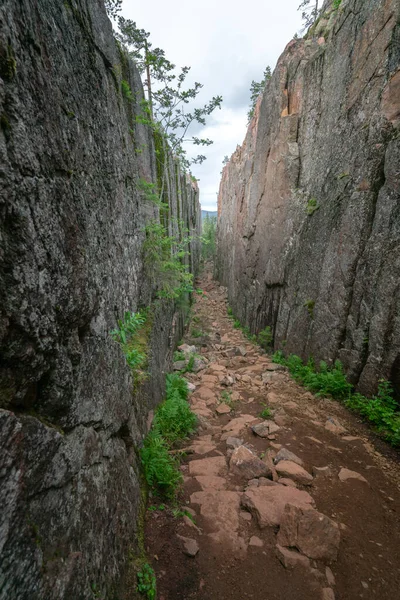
[191,328,202,338]
[121,78,133,100]
[227,305,233,317]
[111,310,149,380]
[258,326,273,350]
[137,563,156,599]
[304,299,315,318]
[260,404,272,419]
[306,197,320,215]
[219,390,234,407]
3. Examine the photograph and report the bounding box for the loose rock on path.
[144,269,400,600]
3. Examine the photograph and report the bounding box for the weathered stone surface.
[190,490,245,553]
[275,461,313,485]
[230,446,272,480]
[216,403,231,414]
[338,468,368,483]
[226,436,244,449]
[313,466,332,478]
[0,1,202,597]
[195,476,227,490]
[274,448,304,466]
[325,418,347,436]
[241,486,314,528]
[177,535,199,557]
[216,0,400,398]
[189,457,227,477]
[276,545,311,569]
[321,588,336,600]
[277,504,340,562]
[252,420,281,437]
[249,535,264,547]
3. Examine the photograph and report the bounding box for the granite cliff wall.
[216,0,400,396]
[0,1,200,598]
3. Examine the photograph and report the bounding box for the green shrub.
[141,431,182,499]
[272,352,399,446]
[137,563,157,599]
[110,310,149,379]
[121,79,133,100]
[258,326,273,350]
[154,381,196,445]
[141,373,196,498]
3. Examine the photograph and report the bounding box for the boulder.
[177,535,199,557]
[274,448,304,466]
[252,420,281,438]
[338,468,368,483]
[241,486,314,528]
[189,456,227,477]
[276,545,310,569]
[230,446,272,480]
[277,504,340,562]
[275,461,313,486]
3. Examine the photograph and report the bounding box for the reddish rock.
[276,545,310,569]
[278,478,297,488]
[249,535,264,547]
[190,490,245,553]
[194,476,227,490]
[177,535,199,557]
[230,446,272,480]
[275,460,313,485]
[252,420,281,437]
[189,456,227,477]
[325,418,346,435]
[277,504,340,562]
[321,589,335,600]
[274,448,304,466]
[216,403,231,414]
[312,466,332,478]
[338,468,368,483]
[241,486,314,528]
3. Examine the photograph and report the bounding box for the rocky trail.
[145,268,400,600]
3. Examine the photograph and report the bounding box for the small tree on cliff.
[247,66,271,123]
[105,5,222,171]
[298,0,321,30]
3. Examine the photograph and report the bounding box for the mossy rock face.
[0,43,17,80]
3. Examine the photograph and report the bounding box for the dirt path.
[145,270,400,600]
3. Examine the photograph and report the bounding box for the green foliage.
[181,354,195,373]
[306,197,320,215]
[111,311,146,344]
[304,299,315,318]
[137,563,157,599]
[143,220,194,300]
[233,319,241,329]
[272,352,400,446]
[141,374,196,498]
[247,66,271,123]
[260,406,272,419]
[173,351,185,362]
[121,78,133,100]
[137,177,168,209]
[110,311,148,378]
[258,326,273,350]
[333,0,342,9]
[346,381,400,445]
[141,431,182,499]
[113,14,222,172]
[201,214,217,261]
[227,306,233,317]
[191,328,202,338]
[219,390,234,408]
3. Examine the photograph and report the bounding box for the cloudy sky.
[120,0,304,211]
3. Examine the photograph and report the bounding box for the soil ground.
[144,268,400,600]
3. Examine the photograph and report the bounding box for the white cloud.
[120,0,303,209]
